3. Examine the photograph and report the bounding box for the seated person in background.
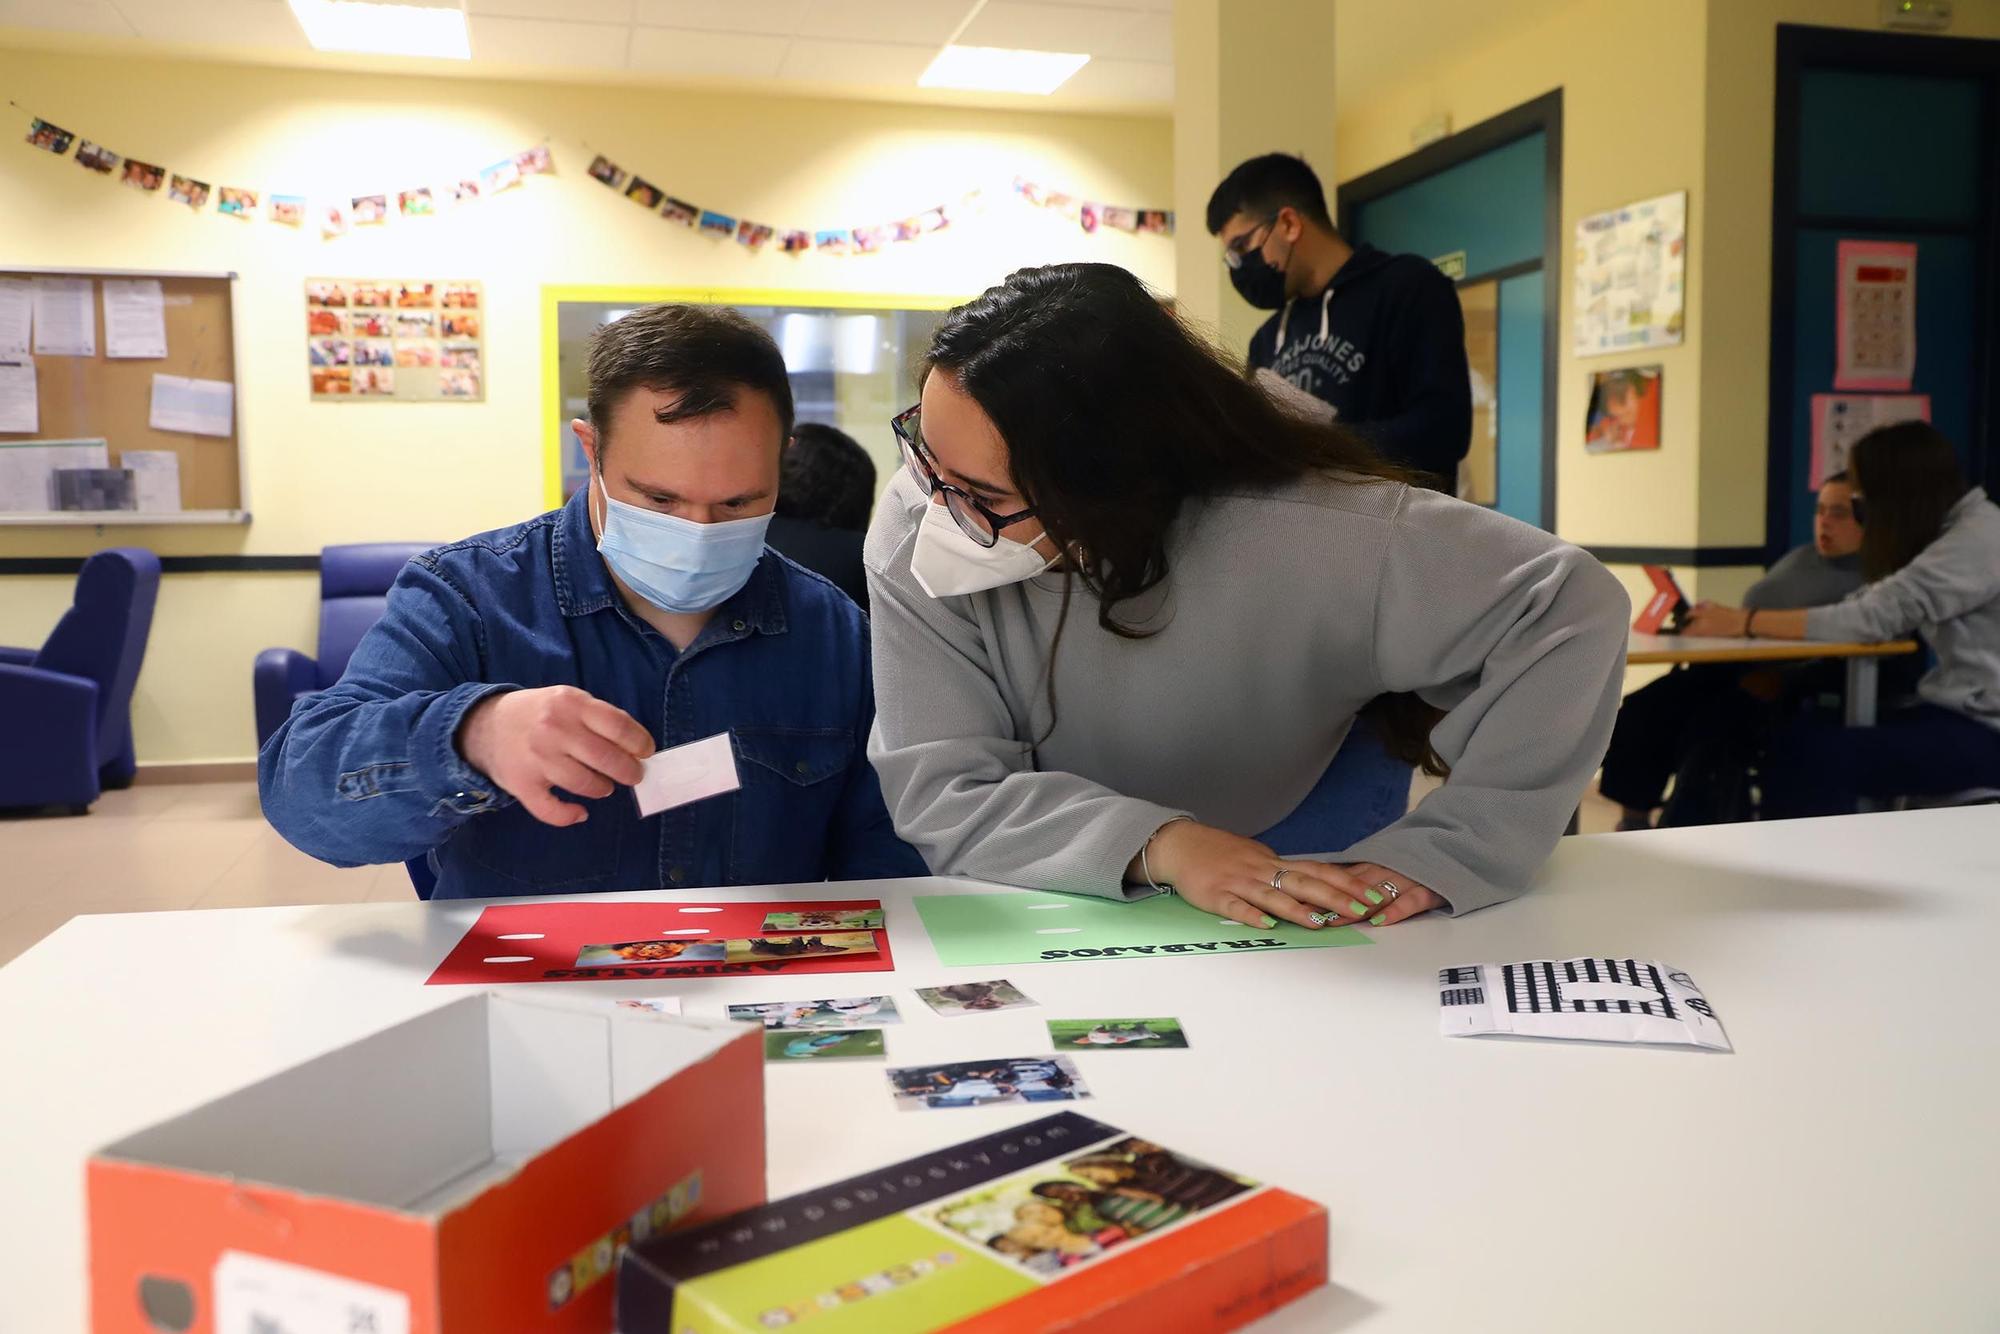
[764,422,877,611]
[1601,472,1865,830]
[1685,422,2000,816]
[260,304,925,898]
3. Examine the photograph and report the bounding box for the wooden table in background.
[1628,633,1920,726]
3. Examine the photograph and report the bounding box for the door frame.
[1767,23,2000,559]
[1337,89,1563,529]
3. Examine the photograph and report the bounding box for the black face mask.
[1228,229,1293,309]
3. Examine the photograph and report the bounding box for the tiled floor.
[0,778,1623,967]
[1,782,404,967]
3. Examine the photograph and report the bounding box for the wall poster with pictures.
[1584,365,1663,454]
[1572,190,1686,356]
[305,278,484,402]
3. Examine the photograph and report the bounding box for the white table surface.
[5,808,1999,1333]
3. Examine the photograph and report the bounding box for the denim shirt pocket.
[729,726,853,882]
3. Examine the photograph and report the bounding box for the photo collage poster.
[305,278,484,402]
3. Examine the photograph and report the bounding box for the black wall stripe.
[1,547,1771,576]
[0,555,321,575]
[1583,546,1768,568]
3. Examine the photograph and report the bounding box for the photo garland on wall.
[582,150,1176,254]
[15,105,1171,259]
[306,279,484,402]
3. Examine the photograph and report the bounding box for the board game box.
[618,1112,1326,1333]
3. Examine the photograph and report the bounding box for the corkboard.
[0,269,241,514]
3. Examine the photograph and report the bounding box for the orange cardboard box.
[89,993,763,1334]
[619,1112,1326,1333]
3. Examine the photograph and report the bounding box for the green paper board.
[912,891,1370,967]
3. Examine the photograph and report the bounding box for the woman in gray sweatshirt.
[1686,422,2000,815]
[863,263,1629,930]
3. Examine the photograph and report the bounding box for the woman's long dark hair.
[923,262,1445,773]
[1849,421,1968,582]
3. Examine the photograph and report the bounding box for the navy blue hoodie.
[1246,242,1472,488]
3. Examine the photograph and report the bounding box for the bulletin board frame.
[539,285,967,511]
[0,264,247,526]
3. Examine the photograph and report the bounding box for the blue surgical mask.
[593,470,772,613]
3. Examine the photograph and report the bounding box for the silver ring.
[1270,867,1291,892]
[1378,880,1400,901]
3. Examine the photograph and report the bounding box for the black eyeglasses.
[891,404,1037,549]
[1222,216,1277,271]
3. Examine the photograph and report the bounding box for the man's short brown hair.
[585,304,795,449]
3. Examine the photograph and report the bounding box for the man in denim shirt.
[260,304,926,898]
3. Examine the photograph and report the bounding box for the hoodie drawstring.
[1273,288,1335,356]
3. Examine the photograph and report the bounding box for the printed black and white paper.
[1438,957,1729,1051]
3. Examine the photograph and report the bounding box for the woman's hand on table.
[1138,822,1436,930]
[1332,860,1446,926]
[1682,601,1751,637]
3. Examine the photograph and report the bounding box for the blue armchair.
[253,543,431,749]
[254,542,434,897]
[0,547,161,812]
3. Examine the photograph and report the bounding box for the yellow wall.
[0,45,1172,766]
[1336,0,1713,556]
[1171,0,1338,355]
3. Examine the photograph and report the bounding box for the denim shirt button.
[731,619,747,633]
[794,761,810,775]
[669,866,684,883]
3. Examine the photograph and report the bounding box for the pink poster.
[1833,239,1917,391]
[1809,393,1931,489]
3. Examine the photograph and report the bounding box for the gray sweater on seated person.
[863,470,1629,917]
[1743,545,1862,610]
[1807,489,2000,729]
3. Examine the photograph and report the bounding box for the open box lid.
[94,992,745,1218]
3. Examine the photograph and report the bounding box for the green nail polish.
[1348,900,1368,916]
[1260,914,1278,929]
[1365,889,1385,905]
[1306,912,1326,927]
[1370,913,1386,926]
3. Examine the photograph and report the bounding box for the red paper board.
[1631,564,1686,634]
[427,900,894,985]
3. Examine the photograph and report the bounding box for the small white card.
[632,731,741,818]
[1439,957,1730,1051]
[213,1251,411,1334]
